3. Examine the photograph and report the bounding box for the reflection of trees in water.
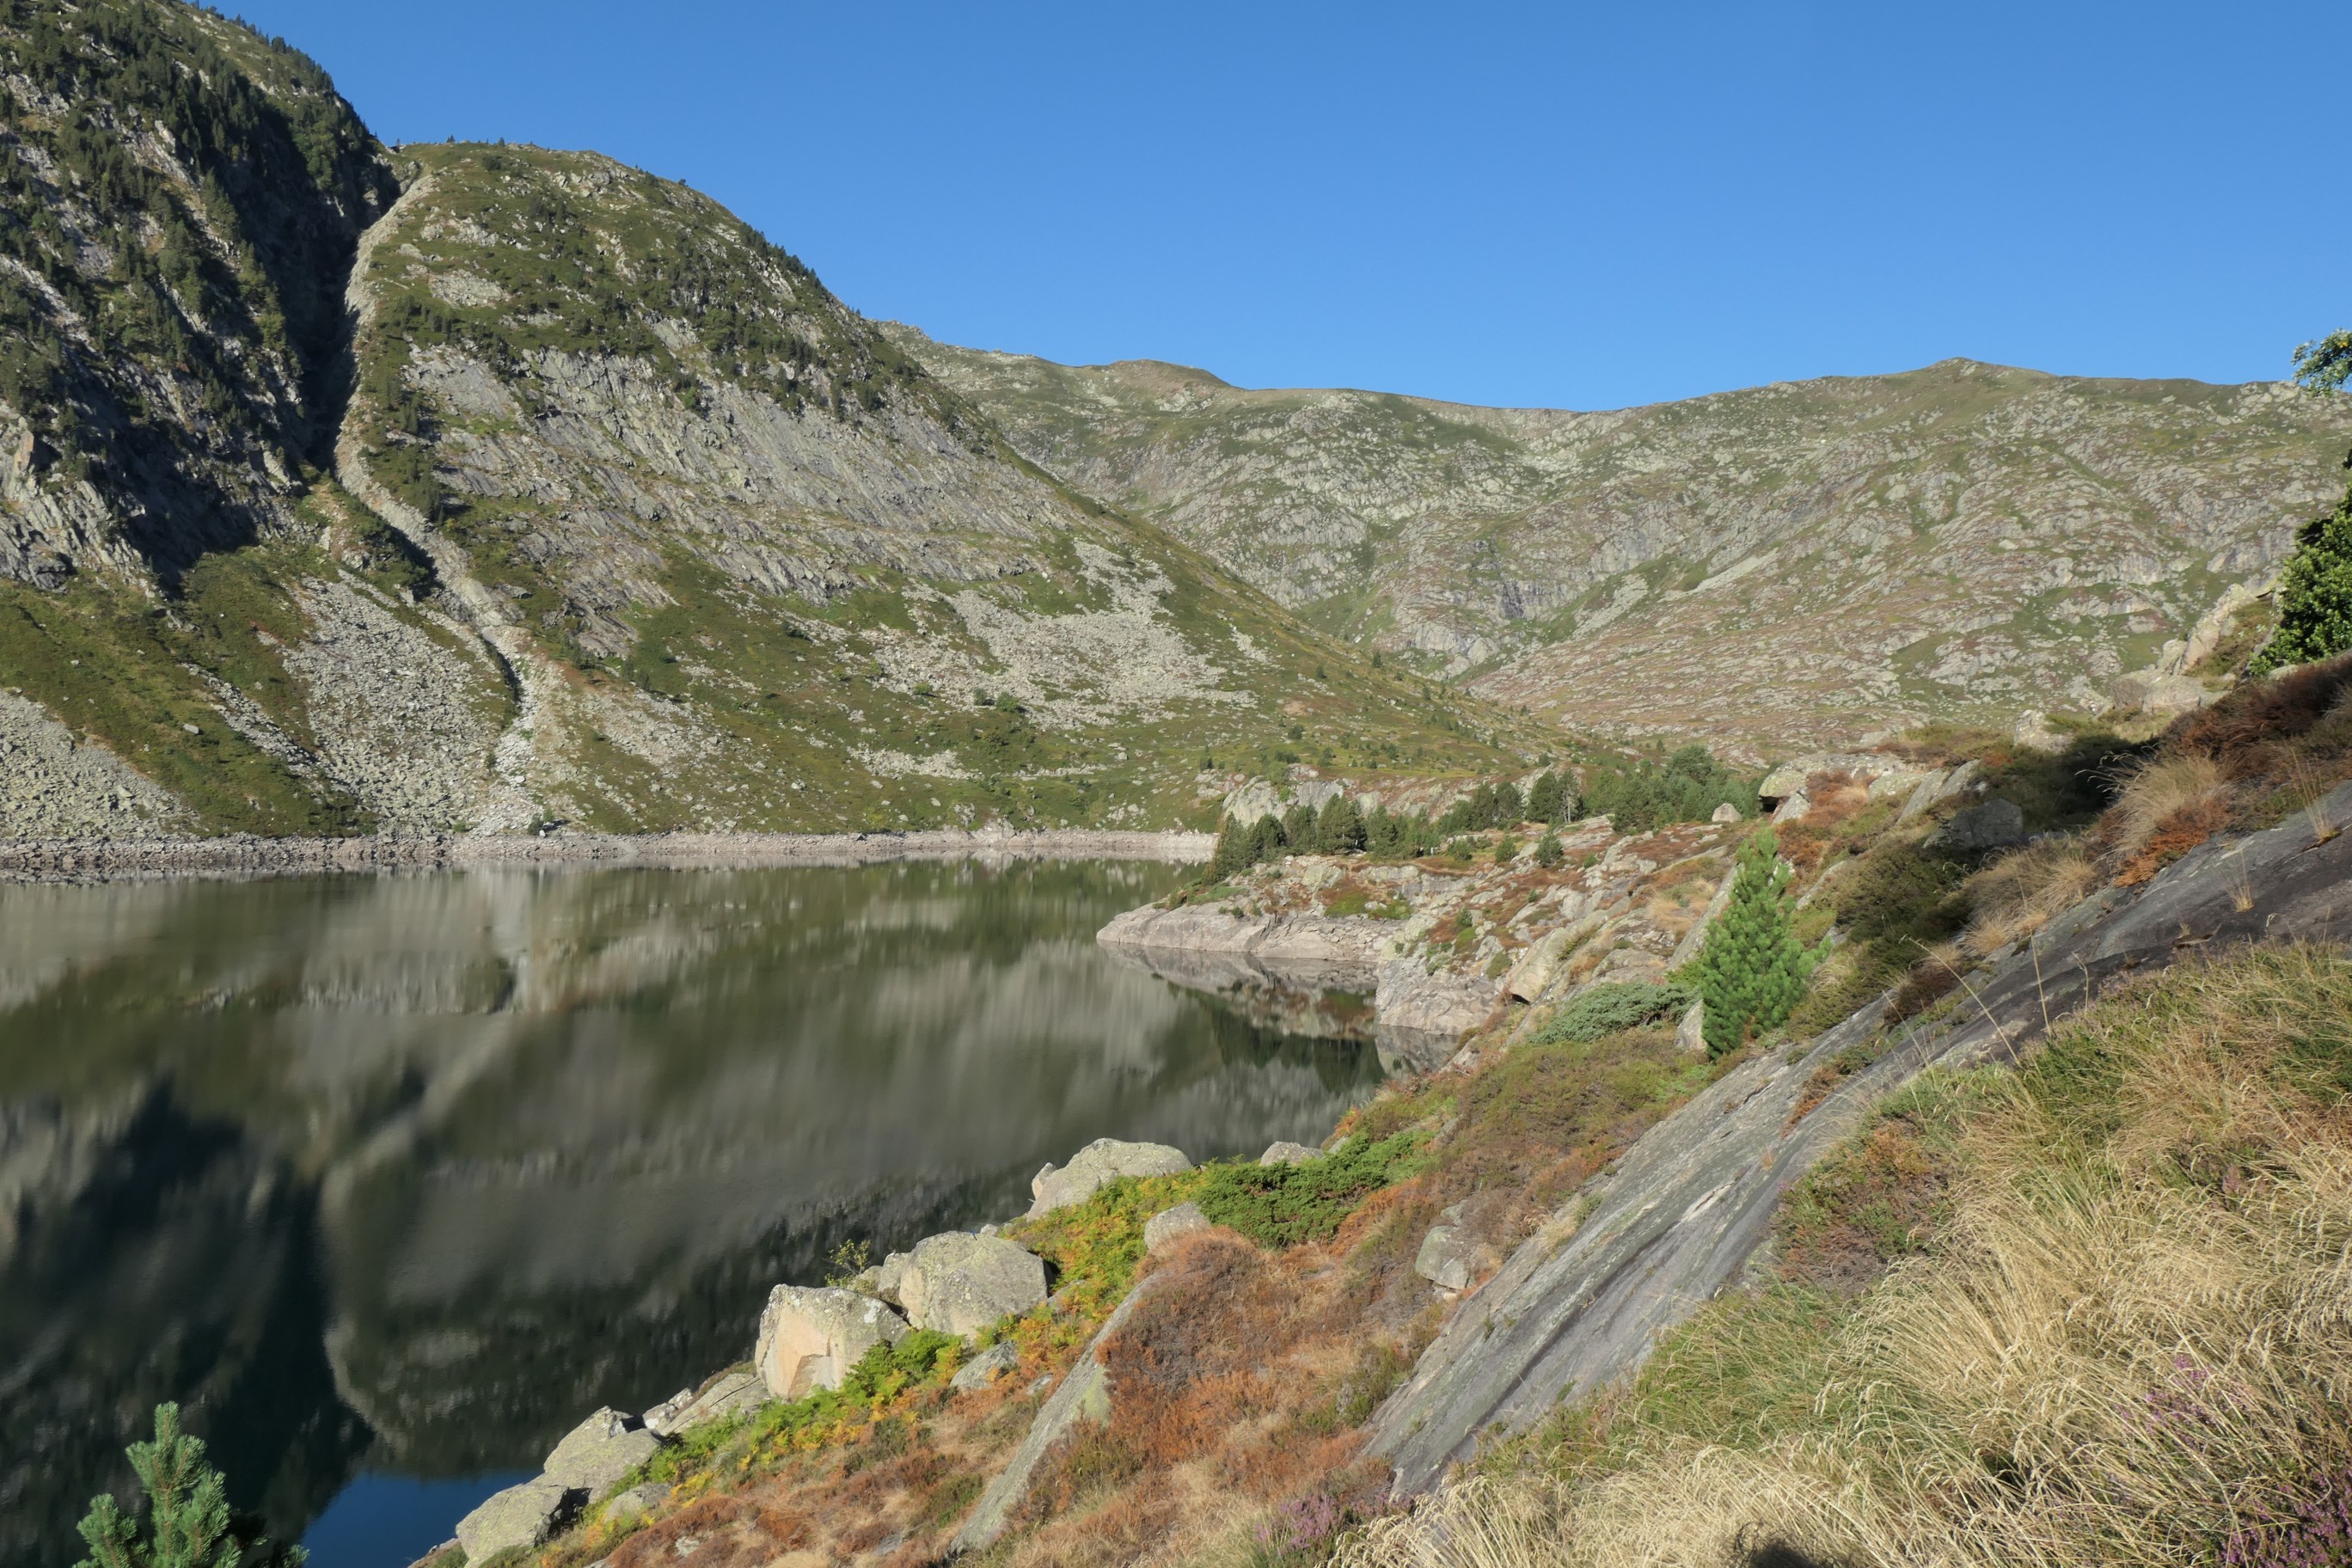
[0,1086,364,1567]
[0,860,1382,1561]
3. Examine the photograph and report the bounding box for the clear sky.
[234,1,2349,412]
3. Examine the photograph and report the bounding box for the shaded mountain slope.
[888,328,2352,756]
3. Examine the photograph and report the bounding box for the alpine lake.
[0,857,1385,1567]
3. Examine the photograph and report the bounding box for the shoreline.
[0,827,1216,884]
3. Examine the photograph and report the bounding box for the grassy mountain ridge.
[0,0,1534,837]
[885,327,2352,756]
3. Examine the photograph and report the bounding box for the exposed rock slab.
[1369,782,2352,1493]
[542,1407,660,1498]
[950,1271,1167,1553]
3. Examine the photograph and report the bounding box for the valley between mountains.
[3,0,2349,842]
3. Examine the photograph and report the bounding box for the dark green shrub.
[1696,829,1814,1056]
[1194,1132,1430,1246]
[1534,832,1565,868]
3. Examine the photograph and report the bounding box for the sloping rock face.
[950,1271,1167,1554]
[894,327,2352,755]
[0,0,398,589]
[542,1407,660,1497]
[1368,782,2352,1492]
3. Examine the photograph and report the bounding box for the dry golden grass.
[2109,752,2229,858]
[1338,947,2352,1568]
[1959,837,2099,957]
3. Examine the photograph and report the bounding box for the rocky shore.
[0,827,1214,884]
[420,1135,1249,1565]
[1096,812,1747,1068]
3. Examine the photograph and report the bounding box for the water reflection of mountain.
[0,1086,364,1566]
[0,862,1379,1563]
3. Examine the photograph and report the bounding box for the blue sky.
[236,1,2349,411]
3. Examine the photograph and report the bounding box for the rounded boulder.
[1027,1137,1192,1217]
[899,1233,1049,1337]
[756,1284,910,1400]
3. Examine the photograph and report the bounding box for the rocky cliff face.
[0,0,395,587]
[0,2,1524,839]
[889,329,2352,756]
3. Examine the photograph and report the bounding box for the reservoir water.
[0,859,1381,1566]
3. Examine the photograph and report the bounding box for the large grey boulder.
[898,1233,1049,1336]
[456,1477,576,1561]
[542,1406,661,1498]
[1928,798,2025,854]
[754,1285,910,1400]
[871,1250,911,1305]
[1258,1140,1318,1167]
[1027,1137,1193,1217]
[1897,761,1984,824]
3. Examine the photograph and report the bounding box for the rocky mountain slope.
[889,329,2352,756]
[0,1,1528,839]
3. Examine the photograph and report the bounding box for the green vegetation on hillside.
[2251,447,2352,676]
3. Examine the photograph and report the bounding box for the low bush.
[1532,981,1694,1045]
[1014,1169,1207,1319]
[1195,1133,1431,1247]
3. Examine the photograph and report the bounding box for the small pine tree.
[76,1403,303,1568]
[1694,828,1813,1057]
[1282,801,1317,850]
[2251,450,2352,676]
[1533,831,1564,868]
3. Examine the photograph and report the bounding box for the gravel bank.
[0,828,1215,884]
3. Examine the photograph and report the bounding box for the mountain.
[886,329,2352,756]
[0,1,1528,839]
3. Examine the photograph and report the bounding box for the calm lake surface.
[0,860,1381,1567]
